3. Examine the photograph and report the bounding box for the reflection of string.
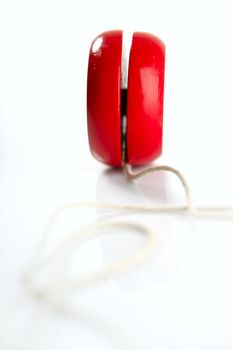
[22,164,233,305]
[23,220,156,302]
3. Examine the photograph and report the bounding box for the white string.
[125,164,233,218]
[22,163,233,304]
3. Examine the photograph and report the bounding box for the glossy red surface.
[87,30,123,166]
[127,32,165,165]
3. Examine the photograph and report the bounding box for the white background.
[1,0,233,349]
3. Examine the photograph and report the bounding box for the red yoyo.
[87,30,165,167]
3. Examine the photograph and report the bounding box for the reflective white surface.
[1,0,233,349]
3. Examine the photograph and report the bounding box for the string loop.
[22,164,233,304]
